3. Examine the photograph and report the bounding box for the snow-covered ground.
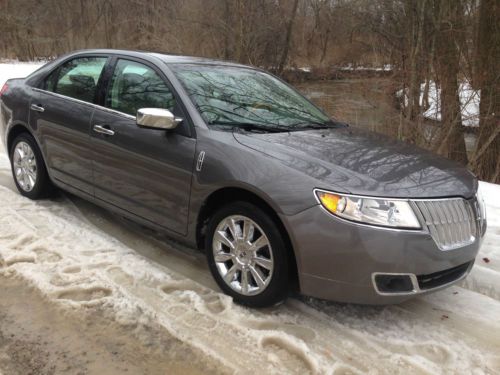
[0,63,499,374]
[0,62,44,88]
[338,64,393,72]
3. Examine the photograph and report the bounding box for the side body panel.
[30,89,95,194]
[1,79,34,152]
[90,108,196,234]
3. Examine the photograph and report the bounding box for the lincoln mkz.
[0,50,487,307]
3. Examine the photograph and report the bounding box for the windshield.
[171,64,330,130]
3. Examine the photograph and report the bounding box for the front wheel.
[205,201,289,307]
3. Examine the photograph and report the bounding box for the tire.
[206,201,289,307]
[10,133,54,199]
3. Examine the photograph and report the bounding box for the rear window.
[44,57,107,103]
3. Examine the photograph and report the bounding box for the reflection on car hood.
[233,127,477,199]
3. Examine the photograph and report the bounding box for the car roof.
[68,49,250,68]
[24,48,258,88]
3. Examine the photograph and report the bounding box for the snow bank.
[0,62,499,374]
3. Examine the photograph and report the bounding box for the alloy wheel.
[212,215,274,296]
[13,141,38,192]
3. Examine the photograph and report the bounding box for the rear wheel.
[10,133,53,199]
[206,201,289,307]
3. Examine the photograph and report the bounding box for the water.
[297,78,477,153]
[296,78,401,136]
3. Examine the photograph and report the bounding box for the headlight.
[315,190,421,229]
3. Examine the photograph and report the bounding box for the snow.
[1,62,500,374]
[398,81,481,127]
[338,64,393,72]
[0,62,44,88]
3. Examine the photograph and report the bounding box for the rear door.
[90,57,196,235]
[30,55,108,194]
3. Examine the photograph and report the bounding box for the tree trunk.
[223,0,232,60]
[471,0,500,183]
[433,0,468,165]
[407,0,427,144]
[277,0,300,74]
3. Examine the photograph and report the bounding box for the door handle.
[30,104,45,112]
[93,124,115,136]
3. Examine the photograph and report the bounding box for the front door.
[90,58,196,235]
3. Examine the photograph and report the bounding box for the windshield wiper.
[291,119,349,130]
[208,121,290,133]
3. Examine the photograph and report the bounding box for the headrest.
[69,74,95,87]
[121,73,145,88]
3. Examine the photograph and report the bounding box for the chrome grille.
[414,198,478,250]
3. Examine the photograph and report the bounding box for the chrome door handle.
[93,124,115,136]
[30,104,45,112]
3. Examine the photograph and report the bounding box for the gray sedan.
[0,49,487,307]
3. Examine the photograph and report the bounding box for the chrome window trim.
[32,87,136,120]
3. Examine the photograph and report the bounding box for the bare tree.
[470,0,500,183]
[433,0,468,165]
[277,0,300,74]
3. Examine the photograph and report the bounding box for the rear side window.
[45,57,107,103]
[106,59,174,116]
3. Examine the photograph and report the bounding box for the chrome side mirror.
[136,108,183,130]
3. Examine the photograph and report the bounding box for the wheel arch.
[6,123,52,181]
[196,186,299,287]
[7,123,36,157]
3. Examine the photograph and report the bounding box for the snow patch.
[338,64,393,72]
[0,62,44,88]
[397,80,480,127]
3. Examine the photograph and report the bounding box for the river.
[297,78,477,153]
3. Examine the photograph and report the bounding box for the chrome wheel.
[213,215,274,296]
[13,141,38,192]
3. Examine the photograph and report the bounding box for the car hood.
[233,127,477,199]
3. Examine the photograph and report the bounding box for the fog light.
[374,274,414,293]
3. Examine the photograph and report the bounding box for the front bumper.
[282,204,483,304]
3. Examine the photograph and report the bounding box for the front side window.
[171,64,330,131]
[46,57,107,103]
[106,59,175,116]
